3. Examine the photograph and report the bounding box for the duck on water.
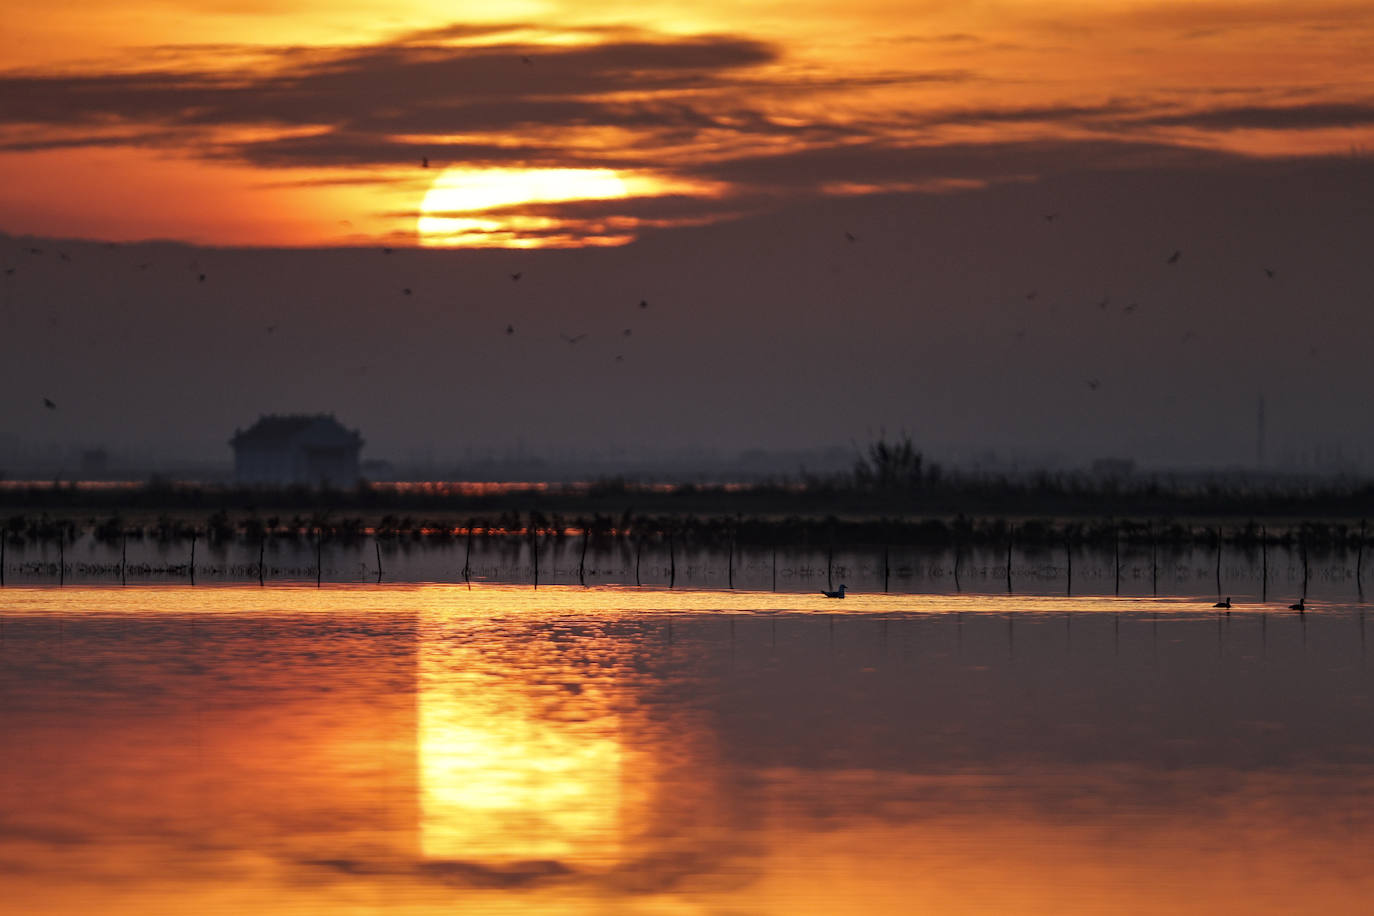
[822,584,847,598]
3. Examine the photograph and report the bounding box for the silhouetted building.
[231,414,363,486]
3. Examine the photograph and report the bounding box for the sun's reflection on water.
[418,632,632,865]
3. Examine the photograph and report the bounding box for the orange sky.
[2,1,1373,247]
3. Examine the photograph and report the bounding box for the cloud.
[1140,101,1374,131]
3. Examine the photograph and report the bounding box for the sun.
[417,167,631,248]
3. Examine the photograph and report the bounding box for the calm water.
[2,586,1372,913]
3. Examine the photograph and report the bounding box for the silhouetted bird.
[1124,302,1138,314]
[821,584,847,598]
[136,262,151,270]
[198,273,206,283]
[844,231,856,243]
[1043,213,1059,222]
[638,299,648,309]
[1264,267,1275,278]
[42,397,56,410]
[3,267,13,276]
[560,332,587,344]
[266,324,278,334]
[22,247,42,255]
[422,157,429,168]
[57,251,70,262]
[615,354,624,362]
[505,324,515,335]
[1026,290,1038,301]
[1167,249,1181,264]
[402,288,412,296]
[1087,378,1101,391]
[511,272,522,281]
[622,328,632,336]
[1214,597,1231,609]
[1289,598,1306,611]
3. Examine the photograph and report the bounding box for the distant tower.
[1256,394,1266,468]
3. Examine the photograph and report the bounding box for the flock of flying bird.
[7,195,1288,412]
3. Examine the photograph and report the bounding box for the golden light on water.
[418,637,629,864]
[417,168,633,248]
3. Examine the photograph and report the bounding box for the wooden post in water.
[635,538,642,587]
[827,545,834,593]
[375,537,383,584]
[579,527,589,587]
[1261,524,1268,602]
[59,536,64,586]
[1064,529,1071,597]
[259,538,266,586]
[189,532,196,586]
[771,546,777,592]
[727,527,734,590]
[315,527,322,588]
[121,534,127,586]
[1,533,5,587]
[1149,521,1157,596]
[1358,519,1366,599]
[668,530,676,589]
[463,524,473,583]
[1300,529,1309,598]
[1214,527,1222,599]
[953,542,962,593]
[883,545,890,593]
[1006,525,1014,594]
[1113,522,1121,596]
[531,531,539,589]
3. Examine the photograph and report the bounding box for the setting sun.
[417,167,631,247]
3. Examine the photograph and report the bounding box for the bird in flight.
[511,272,522,282]
[42,397,57,409]
[1043,213,1059,222]
[638,299,648,309]
[622,328,632,337]
[1123,302,1138,315]
[1086,378,1101,391]
[560,332,587,344]
[3,267,13,276]
[1263,267,1276,279]
[198,273,207,283]
[844,231,857,243]
[1167,249,1182,265]
[1025,290,1038,301]
[505,324,515,336]
[266,323,278,334]
[615,354,624,362]
[57,251,71,262]
[22,247,42,256]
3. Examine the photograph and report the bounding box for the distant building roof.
[231,414,363,449]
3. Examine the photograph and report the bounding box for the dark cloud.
[0,33,778,130]
[1140,101,1374,131]
[681,138,1236,192]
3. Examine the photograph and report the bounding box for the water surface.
[1,587,1371,913]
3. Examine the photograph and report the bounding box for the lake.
[1,585,1371,913]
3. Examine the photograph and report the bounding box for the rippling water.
[2,586,1371,913]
